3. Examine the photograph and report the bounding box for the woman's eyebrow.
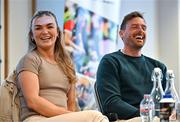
[34,22,55,27]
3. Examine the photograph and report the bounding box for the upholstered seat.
[94,82,118,121]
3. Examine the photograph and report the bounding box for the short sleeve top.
[16,50,70,121]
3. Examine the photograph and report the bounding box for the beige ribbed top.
[16,50,70,121]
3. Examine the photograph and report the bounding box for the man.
[96,11,167,120]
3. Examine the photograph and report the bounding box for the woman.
[16,11,108,122]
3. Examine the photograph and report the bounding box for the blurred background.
[1,0,180,110]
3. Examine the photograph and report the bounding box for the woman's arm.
[18,71,71,117]
[67,83,76,111]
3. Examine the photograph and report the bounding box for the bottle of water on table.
[140,94,155,122]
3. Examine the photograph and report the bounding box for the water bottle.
[150,67,165,117]
[140,94,155,122]
[165,70,180,121]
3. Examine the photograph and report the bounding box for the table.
[116,116,178,122]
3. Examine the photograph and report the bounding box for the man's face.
[120,17,147,50]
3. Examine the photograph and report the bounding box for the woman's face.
[31,15,58,50]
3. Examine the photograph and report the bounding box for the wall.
[0,0,2,81]
[157,0,180,93]
[2,0,32,79]
[2,0,180,94]
[36,0,65,30]
[119,0,180,94]
[0,0,66,80]
[1,0,65,79]
[119,0,158,59]
[1,0,4,81]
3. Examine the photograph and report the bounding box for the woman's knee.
[85,110,108,121]
[82,110,102,116]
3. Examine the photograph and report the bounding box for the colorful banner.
[64,0,120,110]
[70,0,121,24]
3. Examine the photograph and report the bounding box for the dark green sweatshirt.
[96,50,167,119]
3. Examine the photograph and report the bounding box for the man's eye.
[131,25,146,31]
[142,26,147,31]
[35,27,41,30]
[131,26,138,29]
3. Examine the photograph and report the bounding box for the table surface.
[117,116,180,122]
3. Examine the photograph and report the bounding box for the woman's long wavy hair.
[28,11,77,84]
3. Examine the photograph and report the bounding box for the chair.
[94,82,104,113]
[94,82,118,121]
[0,71,20,122]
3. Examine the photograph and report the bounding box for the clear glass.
[165,70,179,102]
[165,70,180,121]
[150,67,164,117]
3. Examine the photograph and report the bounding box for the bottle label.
[160,102,176,121]
[140,108,149,113]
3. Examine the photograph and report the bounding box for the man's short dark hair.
[120,11,145,30]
